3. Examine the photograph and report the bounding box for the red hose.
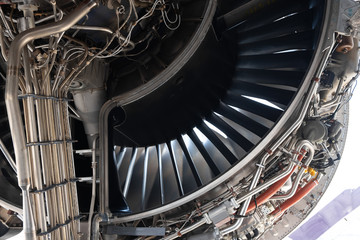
[246,166,296,213]
[246,148,307,214]
[270,178,319,217]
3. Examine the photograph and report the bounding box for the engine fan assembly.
[0,0,359,239]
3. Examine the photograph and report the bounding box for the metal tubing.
[0,6,15,40]
[162,218,207,240]
[219,69,323,236]
[71,25,113,34]
[271,142,315,200]
[6,0,96,190]
[0,139,17,173]
[22,50,48,239]
[0,25,8,61]
[237,141,314,204]
[5,1,97,239]
[271,177,320,217]
[220,140,314,237]
[22,189,36,240]
[91,214,103,240]
[88,136,98,240]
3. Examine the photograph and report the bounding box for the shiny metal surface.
[0,138,16,173]
[0,0,357,239]
[4,1,97,239]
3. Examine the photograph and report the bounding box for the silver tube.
[5,1,97,239]
[162,218,207,240]
[71,25,114,34]
[91,214,103,240]
[35,13,62,24]
[22,189,36,240]
[0,6,15,40]
[0,139,17,173]
[235,140,313,205]
[271,142,315,200]
[88,136,98,240]
[6,0,96,190]
[0,25,8,61]
[220,151,271,236]
[22,50,48,239]
[220,140,314,237]
[68,104,82,119]
[220,199,249,236]
[0,198,22,215]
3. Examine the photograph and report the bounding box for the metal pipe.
[271,176,321,217]
[0,198,22,215]
[22,50,48,239]
[91,214,103,240]
[62,100,81,237]
[68,104,81,119]
[22,189,36,240]
[34,13,62,25]
[220,140,314,237]
[236,140,314,205]
[271,142,315,200]
[162,218,207,240]
[0,25,8,61]
[0,6,15,40]
[0,139,17,174]
[88,136,98,240]
[71,25,113,34]
[5,1,97,239]
[6,0,96,189]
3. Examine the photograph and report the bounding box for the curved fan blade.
[106,0,325,217]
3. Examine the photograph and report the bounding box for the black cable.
[253,228,259,238]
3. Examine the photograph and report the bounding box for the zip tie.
[37,215,84,236]
[30,178,79,193]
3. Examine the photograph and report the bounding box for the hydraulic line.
[246,166,297,213]
[271,175,321,217]
[5,1,97,239]
[246,148,308,213]
[220,140,316,237]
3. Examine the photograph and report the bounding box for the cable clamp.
[256,163,265,169]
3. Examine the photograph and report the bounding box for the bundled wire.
[310,149,341,171]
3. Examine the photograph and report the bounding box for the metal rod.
[22,50,48,239]
[220,140,314,236]
[0,6,15,40]
[4,1,97,239]
[88,136,98,240]
[0,139,17,174]
[0,25,8,61]
[71,25,113,34]
[271,143,315,200]
[162,218,207,240]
